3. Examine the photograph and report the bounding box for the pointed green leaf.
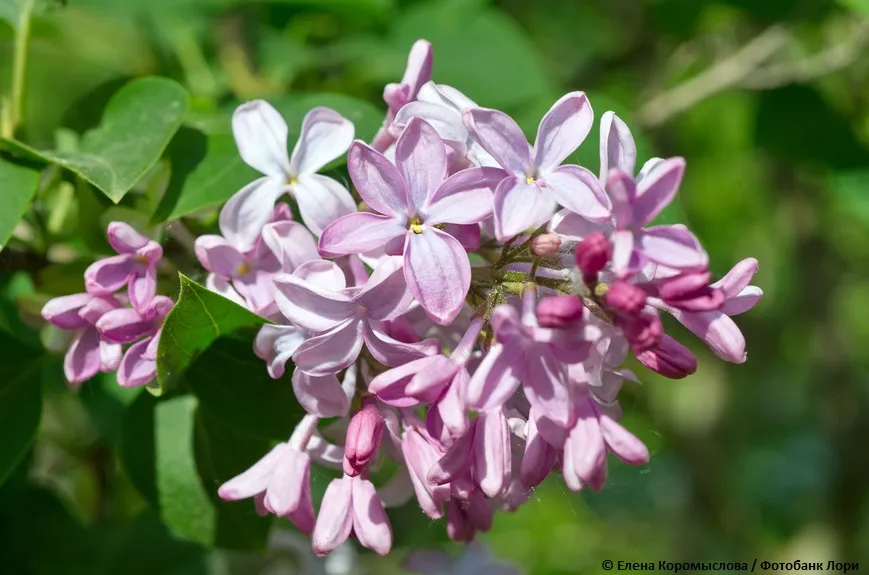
[0,333,44,485]
[155,274,267,395]
[2,77,188,202]
[0,158,39,249]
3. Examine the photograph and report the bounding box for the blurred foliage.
[1,0,869,574]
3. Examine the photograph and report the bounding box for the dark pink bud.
[658,271,726,312]
[619,310,662,353]
[635,335,697,379]
[574,232,611,283]
[343,397,384,476]
[605,281,647,316]
[536,295,584,329]
[531,233,561,257]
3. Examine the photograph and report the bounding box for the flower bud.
[531,233,561,257]
[536,295,584,329]
[574,232,611,283]
[657,271,725,312]
[619,310,662,353]
[343,397,384,476]
[604,281,646,316]
[635,335,697,378]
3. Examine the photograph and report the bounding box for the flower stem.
[2,0,35,139]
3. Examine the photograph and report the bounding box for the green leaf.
[838,0,869,15]
[2,77,189,203]
[393,2,556,109]
[155,274,267,395]
[188,337,304,441]
[0,157,39,249]
[0,333,44,485]
[152,127,258,222]
[121,390,159,507]
[155,395,216,546]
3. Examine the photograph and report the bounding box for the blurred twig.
[1,0,36,138]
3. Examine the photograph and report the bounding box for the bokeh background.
[2,0,869,574]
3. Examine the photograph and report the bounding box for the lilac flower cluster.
[216,39,762,557]
[41,222,171,388]
[39,38,763,559]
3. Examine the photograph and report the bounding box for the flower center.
[135,254,149,264]
[236,262,251,277]
[409,216,424,234]
[525,175,536,185]
[288,175,299,186]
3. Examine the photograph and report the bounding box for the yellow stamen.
[409,216,424,234]
[135,254,149,264]
[236,262,251,277]
[525,175,536,185]
[594,282,609,297]
[288,176,299,186]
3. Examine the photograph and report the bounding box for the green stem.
[2,0,35,139]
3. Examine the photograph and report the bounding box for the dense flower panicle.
[178,38,764,559]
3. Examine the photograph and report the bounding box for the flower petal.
[205,274,246,308]
[260,220,319,273]
[522,349,573,429]
[404,228,470,325]
[312,476,354,557]
[363,322,438,368]
[96,308,156,344]
[294,317,364,376]
[348,141,409,217]
[265,449,311,516]
[351,477,393,556]
[128,264,158,313]
[353,256,414,321]
[549,208,612,244]
[401,430,445,519]
[673,309,747,363]
[395,117,448,212]
[84,254,135,295]
[107,221,150,254]
[116,337,156,388]
[218,443,287,500]
[399,40,433,103]
[492,177,557,240]
[599,111,637,180]
[712,257,759,299]
[292,370,350,418]
[722,286,762,316]
[425,167,503,225]
[293,259,347,292]
[195,235,244,278]
[42,293,92,330]
[219,176,287,253]
[639,226,708,271]
[596,406,649,465]
[289,107,355,175]
[463,107,530,174]
[64,328,101,386]
[254,323,307,379]
[272,272,355,332]
[472,409,511,498]
[318,212,405,258]
[633,157,685,226]
[533,92,594,171]
[544,165,611,221]
[394,101,467,146]
[466,343,520,411]
[606,169,637,229]
[567,399,607,490]
[232,100,290,177]
[294,174,357,237]
[100,339,122,372]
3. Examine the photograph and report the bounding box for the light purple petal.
[492,177,557,240]
[633,157,685,226]
[116,337,156,388]
[218,443,287,500]
[292,370,350,418]
[472,410,511,498]
[195,235,244,278]
[84,254,135,295]
[294,174,357,237]
[64,328,101,385]
[549,209,612,243]
[395,117,448,212]
[347,141,409,217]
[520,413,558,487]
[107,221,150,254]
[404,228,470,325]
[463,108,530,174]
[427,424,475,485]
[318,212,405,258]
[400,40,433,103]
[368,358,426,407]
[219,176,287,253]
[722,286,762,316]
[522,350,572,428]
[272,272,355,332]
[289,107,355,175]
[432,369,469,440]
[100,339,122,372]
[639,226,708,271]
[544,164,611,221]
[261,220,319,273]
[363,322,438,367]
[353,256,413,321]
[567,400,607,489]
[42,293,92,330]
[264,449,310,516]
[674,309,747,363]
[712,257,759,299]
[425,167,503,225]
[294,318,364,376]
[128,263,158,313]
[205,274,246,308]
[466,343,520,411]
[599,111,637,180]
[293,259,347,292]
[95,308,156,344]
[253,324,307,379]
[405,355,459,400]
[637,157,665,182]
[597,407,649,465]
[443,223,481,251]
[351,477,392,556]
[489,304,526,345]
[533,92,594,171]
[394,101,467,145]
[606,169,637,229]
[401,429,448,518]
[232,100,290,177]
[312,476,354,557]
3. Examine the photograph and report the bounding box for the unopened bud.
[574,232,611,283]
[619,310,662,353]
[635,334,697,378]
[536,295,584,329]
[531,233,561,257]
[343,397,384,476]
[657,271,725,312]
[604,281,646,316]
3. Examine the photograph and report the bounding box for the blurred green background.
[2,0,869,574]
